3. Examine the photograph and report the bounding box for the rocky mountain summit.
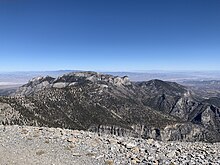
[0,125,219,165]
[14,71,131,96]
[0,71,219,142]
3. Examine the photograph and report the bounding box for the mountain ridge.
[0,71,219,142]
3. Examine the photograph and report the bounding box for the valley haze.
[1,70,220,85]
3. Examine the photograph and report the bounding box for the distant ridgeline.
[0,71,219,142]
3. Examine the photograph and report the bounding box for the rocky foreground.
[0,125,219,165]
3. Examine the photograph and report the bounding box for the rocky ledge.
[0,125,219,165]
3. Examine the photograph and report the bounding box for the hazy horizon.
[1,70,220,85]
[1,69,220,73]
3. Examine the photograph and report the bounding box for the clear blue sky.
[0,0,220,71]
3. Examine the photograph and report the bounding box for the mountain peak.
[54,71,131,86]
[137,79,187,96]
[14,72,132,96]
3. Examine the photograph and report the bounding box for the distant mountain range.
[1,70,220,85]
[181,80,220,98]
[0,71,219,142]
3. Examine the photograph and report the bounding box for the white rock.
[53,82,68,88]
[126,142,136,149]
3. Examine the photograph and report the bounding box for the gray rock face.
[161,123,219,142]
[2,71,220,142]
[14,76,55,96]
[13,72,132,96]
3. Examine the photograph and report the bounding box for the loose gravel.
[0,125,219,165]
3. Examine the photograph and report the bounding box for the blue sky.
[0,0,220,71]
